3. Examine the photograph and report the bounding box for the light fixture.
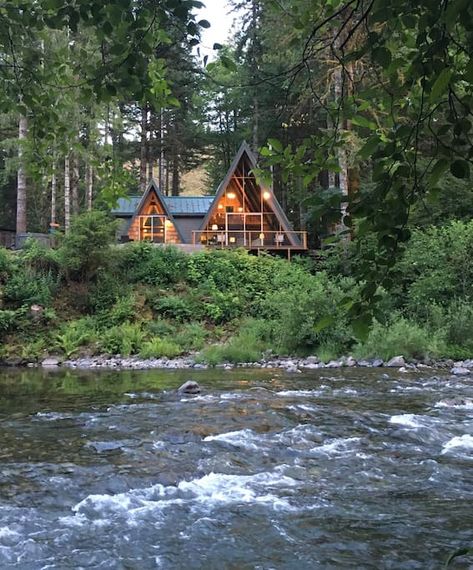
[229,236,236,243]
[227,192,236,199]
[211,224,218,231]
[237,207,243,212]
[259,233,265,240]
[263,191,271,200]
[218,204,224,210]
[165,219,173,226]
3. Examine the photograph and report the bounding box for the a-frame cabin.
[194,142,307,252]
[126,180,183,244]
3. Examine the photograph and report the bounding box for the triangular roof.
[199,141,300,246]
[128,179,186,243]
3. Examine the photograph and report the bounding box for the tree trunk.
[71,153,79,215]
[51,163,56,226]
[140,102,148,192]
[86,162,93,211]
[16,115,28,235]
[147,110,154,181]
[171,152,179,196]
[64,155,71,233]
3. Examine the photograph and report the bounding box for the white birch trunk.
[86,163,93,211]
[16,115,28,235]
[51,163,56,226]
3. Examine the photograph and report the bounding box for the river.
[0,367,471,569]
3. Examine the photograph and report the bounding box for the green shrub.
[0,247,13,282]
[198,319,269,364]
[55,317,98,357]
[100,322,144,356]
[99,294,137,327]
[174,322,208,351]
[200,290,243,324]
[260,271,355,355]
[88,270,130,314]
[0,309,18,334]
[120,243,188,285]
[55,211,117,281]
[146,318,178,337]
[3,270,57,307]
[139,337,182,359]
[21,239,59,275]
[355,317,446,361]
[151,294,197,322]
[426,301,473,359]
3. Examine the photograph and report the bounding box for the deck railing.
[192,229,307,249]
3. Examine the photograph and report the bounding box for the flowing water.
[0,367,472,569]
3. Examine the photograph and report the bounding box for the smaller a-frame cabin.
[194,142,306,251]
[112,142,307,255]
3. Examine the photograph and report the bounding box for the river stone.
[42,357,60,368]
[386,355,406,367]
[344,356,357,367]
[306,356,319,365]
[178,380,201,394]
[326,360,342,368]
[451,366,470,376]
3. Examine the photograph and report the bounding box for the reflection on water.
[0,367,472,568]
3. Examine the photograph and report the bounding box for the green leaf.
[267,138,283,152]
[314,315,334,333]
[351,116,377,130]
[359,136,380,159]
[352,316,371,341]
[450,159,470,179]
[429,158,449,185]
[430,68,453,102]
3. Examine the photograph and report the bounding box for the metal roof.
[164,196,214,216]
[112,196,141,216]
[112,195,213,217]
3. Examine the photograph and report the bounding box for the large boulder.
[42,357,60,368]
[178,380,201,395]
[386,355,406,367]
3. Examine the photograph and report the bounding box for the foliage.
[120,242,188,286]
[100,323,144,356]
[55,318,97,357]
[354,318,445,361]
[140,338,182,359]
[198,319,269,365]
[55,211,117,281]
[173,323,208,351]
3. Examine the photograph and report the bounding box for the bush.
[55,318,98,357]
[139,337,182,359]
[120,242,188,286]
[55,211,117,281]
[261,271,355,355]
[198,319,269,365]
[174,322,208,351]
[3,269,57,308]
[100,323,144,356]
[355,317,446,361]
[151,294,197,322]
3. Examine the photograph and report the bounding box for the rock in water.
[451,366,470,376]
[42,357,60,368]
[386,355,406,367]
[178,380,201,394]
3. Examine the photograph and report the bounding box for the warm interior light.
[229,236,236,243]
[227,192,236,199]
[259,233,265,240]
[237,207,243,212]
[263,191,271,200]
[165,219,173,226]
[218,204,224,210]
[211,224,218,231]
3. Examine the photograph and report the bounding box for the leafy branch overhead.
[257,0,473,324]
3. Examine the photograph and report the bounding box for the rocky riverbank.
[16,354,473,376]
